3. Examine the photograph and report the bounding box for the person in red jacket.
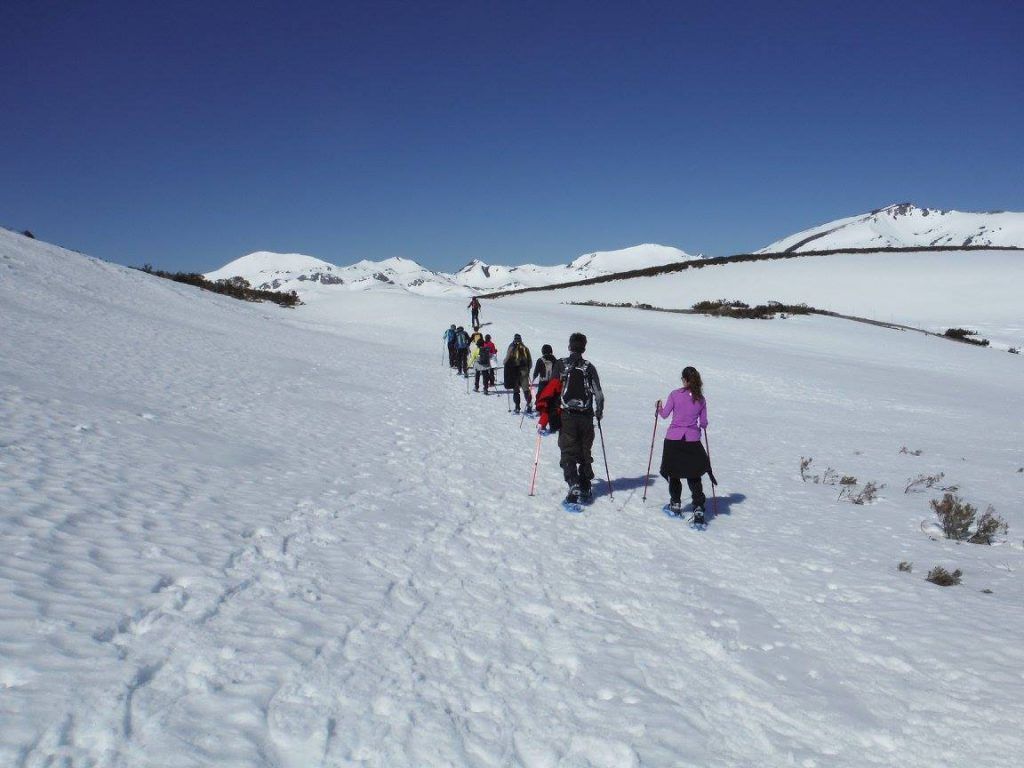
[535,377,562,434]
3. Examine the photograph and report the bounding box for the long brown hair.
[682,366,704,402]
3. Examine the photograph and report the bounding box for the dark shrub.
[970,508,1009,545]
[943,328,990,346]
[930,493,1008,544]
[931,493,975,540]
[135,266,301,308]
[926,566,962,586]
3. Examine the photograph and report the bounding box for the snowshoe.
[691,506,707,529]
[562,485,584,512]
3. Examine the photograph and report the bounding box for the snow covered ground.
[503,249,1024,350]
[2,228,1023,767]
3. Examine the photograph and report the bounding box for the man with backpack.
[482,334,498,388]
[443,324,458,367]
[467,297,481,329]
[532,344,557,392]
[473,337,493,394]
[454,326,471,376]
[552,332,604,504]
[503,333,533,414]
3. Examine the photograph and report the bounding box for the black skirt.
[659,438,709,480]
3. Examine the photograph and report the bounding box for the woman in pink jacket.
[657,366,710,523]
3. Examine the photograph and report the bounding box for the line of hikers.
[442,324,711,522]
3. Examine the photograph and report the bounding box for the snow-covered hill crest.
[759,203,1024,253]
[206,243,698,296]
[206,252,465,296]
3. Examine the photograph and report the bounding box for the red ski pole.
[528,432,542,496]
[703,428,719,517]
[642,401,659,502]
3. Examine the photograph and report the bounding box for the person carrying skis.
[443,324,458,367]
[472,337,493,394]
[552,332,604,504]
[504,333,533,414]
[454,326,471,376]
[657,366,710,524]
[468,297,481,329]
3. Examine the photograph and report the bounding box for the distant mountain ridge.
[205,243,699,297]
[202,203,1024,298]
[758,203,1024,253]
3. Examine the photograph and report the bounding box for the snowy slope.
[495,249,1024,349]
[759,203,1024,253]
[3,228,1024,767]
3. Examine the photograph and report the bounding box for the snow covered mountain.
[759,203,1024,253]
[451,244,699,291]
[205,252,465,296]
[205,243,698,297]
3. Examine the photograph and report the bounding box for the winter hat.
[542,344,552,355]
[485,334,491,341]
[568,332,587,354]
[513,333,523,342]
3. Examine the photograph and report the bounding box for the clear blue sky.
[2,0,1021,272]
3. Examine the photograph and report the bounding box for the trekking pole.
[466,371,470,395]
[642,402,659,502]
[519,384,531,429]
[597,418,613,500]
[528,432,542,496]
[703,428,719,517]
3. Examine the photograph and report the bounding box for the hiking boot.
[668,501,683,515]
[514,407,521,414]
[578,486,593,503]
[692,506,706,526]
[564,485,580,504]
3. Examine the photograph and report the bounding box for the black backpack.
[560,358,594,413]
[478,345,492,367]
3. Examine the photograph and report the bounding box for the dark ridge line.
[479,245,1023,299]
[563,300,994,348]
